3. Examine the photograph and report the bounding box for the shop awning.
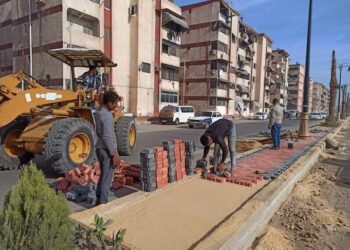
[162,11,189,32]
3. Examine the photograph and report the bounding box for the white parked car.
[254,112,268,120]
[188,111,224,129]
[309,112,322,120]
[159,105,195,125]
[320,112,327,119]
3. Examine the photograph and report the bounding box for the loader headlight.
[86,91,93,100]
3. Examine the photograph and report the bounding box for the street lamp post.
[28,0,33,77]
[337,63,350,119]
[299,0,313,138]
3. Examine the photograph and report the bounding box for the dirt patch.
[253,124,350,250]
[237,140,263,152]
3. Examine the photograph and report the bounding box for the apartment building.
[0,0,187,117]
[308,77,314,112]
[180,0,240,116]
[113,0,187,117]
[0,0,105,88]
[270,49,289,109]
[287,63,305,112]
[321,88,330,113]
[312,82,329,112]
[252,33,273,114]
[235,22,258,116]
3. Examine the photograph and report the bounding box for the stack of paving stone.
[174,139,186,181]
[185,141,196,175]
[140,148,157,192]
[162,140,176,183]
[154,146,169,189]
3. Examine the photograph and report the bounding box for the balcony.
[210,88,228,98]
[209,69,229,81]
[209,50,230,62]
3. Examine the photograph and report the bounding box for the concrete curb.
[219,119,349,250]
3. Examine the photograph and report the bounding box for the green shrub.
[0,164,73,250]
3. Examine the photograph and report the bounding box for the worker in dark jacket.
[200,119,236,175]
[95,90,121,205]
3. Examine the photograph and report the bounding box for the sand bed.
[71,177,266,250]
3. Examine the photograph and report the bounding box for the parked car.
[309,112,323,120]
[254,112,268,120]
[159,105,195,125]
[286,110,298,119]
[187,111,223,129]
[320,112,328,119]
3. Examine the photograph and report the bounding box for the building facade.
[236,22,258,116]
[287,63,305,112]
[0,0,187,117]
[312,82,329,113]
[112,0,187,117]
[180,0,239,116]
[0,0,105,88]
[252,33,273,114]
[270,49,289,109]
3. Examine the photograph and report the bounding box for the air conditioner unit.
[210,70,217,76]
[35,0,46,6]
[155,66,161,72]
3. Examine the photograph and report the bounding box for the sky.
[175,0,350,87]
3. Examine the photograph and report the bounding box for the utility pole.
[299,0,313,138]
[341,85,348,118]
[328,51,338,122]
[28,0,33,77]
[336,64,349,119]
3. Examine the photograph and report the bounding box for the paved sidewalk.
[205,132,326,187]
[70,132,328,249]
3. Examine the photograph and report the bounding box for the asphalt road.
[0,119,320,207]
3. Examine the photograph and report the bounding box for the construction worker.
[200,119,236,175]
[268,98,284,150]
[95,90,121,205]
[79,65,102,91]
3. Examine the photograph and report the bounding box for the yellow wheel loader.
[0,49,136,173]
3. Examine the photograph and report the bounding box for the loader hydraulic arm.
[0,72,81,128]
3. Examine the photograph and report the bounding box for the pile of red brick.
[174,139,186,181]
[56,161,141,193]
[154,146,169,189]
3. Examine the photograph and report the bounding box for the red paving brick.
[202,134,325,187]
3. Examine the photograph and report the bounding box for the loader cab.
[46,48,117,91]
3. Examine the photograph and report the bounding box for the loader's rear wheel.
[115,116,137,156]
[43,118,96,174]
[0,119,33,170]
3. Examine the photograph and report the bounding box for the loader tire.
[43,118,97,174]
[115,116,137,156]
[0,119,33,170]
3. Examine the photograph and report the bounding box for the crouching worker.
[200,119,236,176]
[95,90,121,205]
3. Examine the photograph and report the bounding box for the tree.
[328,50,338,121]
[0,164,73,250]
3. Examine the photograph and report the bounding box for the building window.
[129,5,138,16]
[141,62,151,73]
[90,0,100,3]
[210,97,227,106]
[162,39,179,56]
[253,76,256,82]
[210,61,227,72]
[253,63,256,69]
[67,9,100,37]
[161,65,179,81]
[210,79,228,90]
[161,90,178,103]
[211,41,228,54]
[104,0,111,9]
[211,21,230,35]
